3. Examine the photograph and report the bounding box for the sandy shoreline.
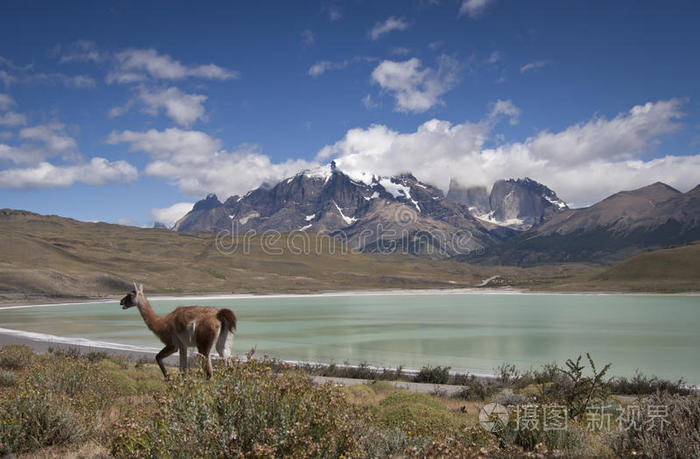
[2,287,699,309]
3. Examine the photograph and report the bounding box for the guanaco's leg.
[179,346,188,372]
[156,344,177,379]
[197,342,214,379]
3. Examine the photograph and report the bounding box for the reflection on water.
[1,293,699,383]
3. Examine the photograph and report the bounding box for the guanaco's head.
[120,282,145,310]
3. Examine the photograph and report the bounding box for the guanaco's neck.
[137,297,161,333]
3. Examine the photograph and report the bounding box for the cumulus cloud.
[520,60,551,73]
[368,17,410,40]
[370,55,460,113]
[0,120,138,190]
[138,86,207,127]
[0,157,137,189]
[149,202,195,228]
[459,0,495,17]
[107,48,239,84]
[107,127,316,198]
[0,93,15,111]
[316,99,696,207]
[0,122,80,164]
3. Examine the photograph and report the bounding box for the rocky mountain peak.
[447,177,568,230]
[192,193,222,212]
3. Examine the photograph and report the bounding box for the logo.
[479,403,509,432]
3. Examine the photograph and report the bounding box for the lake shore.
[2,286,700,308]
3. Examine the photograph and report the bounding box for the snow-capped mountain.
[447,177,568,230]
[174,163,512,257]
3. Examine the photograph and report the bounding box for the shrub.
[495,362,520,386]
[610,371,691,396]
[111,359,369,457]
[377,391,462,437]
[0,387,85,455]
[607,392,700,458]
[454,376,498,401]
[415,365,451,384]
[0,345,34,370]
[0,370,17,387]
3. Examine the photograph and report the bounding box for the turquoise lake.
[1,293,698,383]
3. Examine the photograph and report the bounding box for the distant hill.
[0,208,534,302]
[595,241,700,290]
[459,182,700,266]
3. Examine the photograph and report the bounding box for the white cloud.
[520,60,551,73]
[361,94,377,109]
[308,56,376,77]
[0,122,80,164]
[0,112,26,126]
[316,99,696,207]
[0,93,15,111]
[149,202,194,228]
[301,30,315,45]
[308,61,338,77]
[0,157,137,189]
[459,0,495,17]
[107,127,316,198]
[368,17,410,41]
[370,55,460,113]
[488,99,520,125]
[486,50,501,64]
[322,1,342,21]
[138,86,207,127]
[59,40,103,63]
[108,49,239,84]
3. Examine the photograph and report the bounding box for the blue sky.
[1,0,699,226]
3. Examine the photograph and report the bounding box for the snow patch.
[378,178,420,212]
[544,195,567,209]
[332,201,357,225]
[475,211,524,227]
[303,164,333,183]
[297,224,312,231]
[305,214,316,221]
[239,211,260,225]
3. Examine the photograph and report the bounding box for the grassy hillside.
[0,209,604,303]
[1,209,697,301]
[593,241,700,291]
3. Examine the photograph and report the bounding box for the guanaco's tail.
[217,308,237,332]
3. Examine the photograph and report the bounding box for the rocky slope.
[460,182,700,265]
[447,177,568,230]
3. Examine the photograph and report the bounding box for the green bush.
[0,370,17,387]
[0,345,34,370]
[414,365,451,384]
[111,360,370,457]
[377,391,462,437]
[0,387,85,455]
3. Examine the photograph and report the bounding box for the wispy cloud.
[520,60,551,74]
[307,56,376,78]
[301,29,315,46]
[107,49,239,84]
[459,0,495,18]
[368,17,410,41]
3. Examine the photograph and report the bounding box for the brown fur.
[120,284,236,379]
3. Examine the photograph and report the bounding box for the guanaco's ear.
[137,283,144,294]
[133,281,138,292]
